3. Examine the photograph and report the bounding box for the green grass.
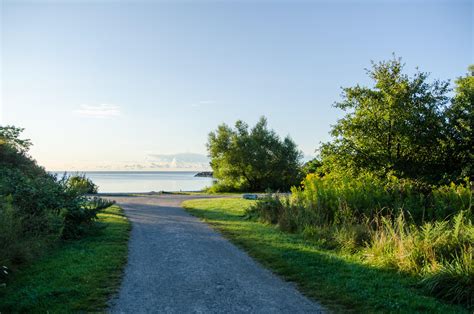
[0,205,130,312]
[182,198,468,313]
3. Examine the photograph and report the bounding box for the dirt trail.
[108,195,324,313]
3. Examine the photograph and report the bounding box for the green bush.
[205,179,248,193]
[0,196,57,268]
[61,195,114,239]
[0,125,113,269]
[67,174,98,194]
[0,142,67,268]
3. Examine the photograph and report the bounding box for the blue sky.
[1,0,472,170]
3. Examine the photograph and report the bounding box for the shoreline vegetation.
[0,205,130,312]
[0,127,130,311]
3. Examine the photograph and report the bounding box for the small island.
[194,171,213,178]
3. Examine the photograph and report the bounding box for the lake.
[51,171,214,193]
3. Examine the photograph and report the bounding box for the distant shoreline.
[194,171,214,178]
[47,171,214,194]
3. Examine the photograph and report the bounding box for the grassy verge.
[182,198,468,313]
[0,205,130,312]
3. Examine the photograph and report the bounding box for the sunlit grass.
[183,198,468,313]
[0,205,130,312]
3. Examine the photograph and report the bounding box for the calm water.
[51,171,214,193]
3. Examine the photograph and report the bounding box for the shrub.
[67,174,98,194]
[0,194,63,268]
[61,196,114,239]
[205,179,248,193]
[0,125,113,269]
[246,195,285,224]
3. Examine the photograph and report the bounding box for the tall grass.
[246,174,473,308]
[290,173,471,224]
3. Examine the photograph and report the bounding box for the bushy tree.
[67,174,98,194]
[443,66,473,181]
[320,57,456,183]
[207,117,302,191]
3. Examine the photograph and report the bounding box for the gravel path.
[108,195,324,313]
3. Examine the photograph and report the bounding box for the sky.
[1,0,472,171]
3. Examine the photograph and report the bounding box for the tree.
[0,125,32,153]
[207,116,302,191]
[67,174,99,194]
[443,66,474,181]
[320,57,451,182]
[302,157,323,176]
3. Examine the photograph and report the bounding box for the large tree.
[320,57,452,182]
[207,117,302,191]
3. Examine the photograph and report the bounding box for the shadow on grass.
[185,205,469,313]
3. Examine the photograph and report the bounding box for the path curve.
[108,195,324,313]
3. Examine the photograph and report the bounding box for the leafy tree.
[302,157,323,176]
[207,117,302,191]
[443,66,473,181]
[67,174,98,194]
[320,57,451,182]
[0,126,32,153]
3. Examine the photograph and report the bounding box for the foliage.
[293,173,471,224]
[0,126,31,153]
[0,205,130,312]
[443,68,474,181]
[60,195,114,239]
[320,57,472,184]
[301,157,323,176]
[207,116,303,192]
[422,251,473,308]
[367,211,473,308]
[67,174,98,194]
[246,173,473,308]
[0,125,113,269]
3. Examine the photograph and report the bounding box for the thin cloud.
[74,104,121,118]
[146,153,211,170]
